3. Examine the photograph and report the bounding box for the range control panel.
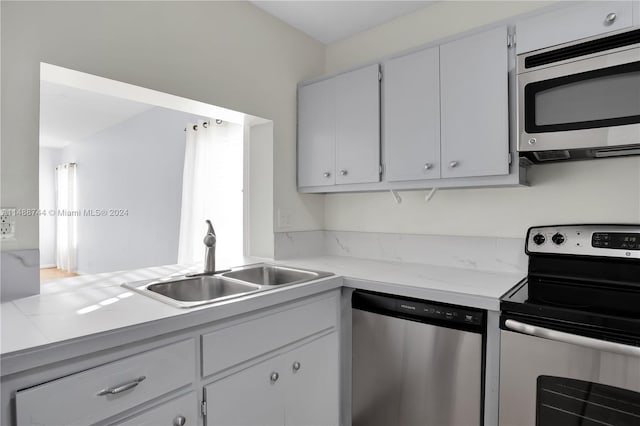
[592,232,640,250]
[526,225,640,259]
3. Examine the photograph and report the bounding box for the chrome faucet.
[203,220,216,274]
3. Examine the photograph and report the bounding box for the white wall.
[1,1,326,257]
[38,147,62,267]
[60,107,197,274]
[248,122,275,258]
[325,1,554,73]
[324,1,640,238]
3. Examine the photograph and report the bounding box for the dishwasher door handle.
[504,319,640,358]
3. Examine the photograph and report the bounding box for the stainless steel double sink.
[123,264,333,308]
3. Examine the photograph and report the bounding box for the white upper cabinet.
[298,64,381,189]
[297,78,335,187]
[383,47,441,182]
[516,1,635,54]
[334,64,381,185]
[440,26,509,179]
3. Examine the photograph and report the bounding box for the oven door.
[518,44,640,154]
[499,320,640,426]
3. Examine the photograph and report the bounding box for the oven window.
[537,376,640,425]
[524,62,640,133]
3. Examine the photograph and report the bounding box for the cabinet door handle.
[97,376,146,396]
[424,163,433,170]
[448,161,458,168]
[605,12,617,25]
[270,372,279,383]
[323,172,331,178]
[292,361,301,372]
[173,415,187,426]
[339,169,348,176]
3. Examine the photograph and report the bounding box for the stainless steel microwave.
[518,29,640,163]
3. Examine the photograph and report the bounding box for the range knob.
[532,233,546,245]
[552,233,566,245]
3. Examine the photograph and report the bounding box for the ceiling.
[39,81,155,148]
[251,1,435,44]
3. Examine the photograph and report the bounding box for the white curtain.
[177,120,243,265]
[55,163,77,272]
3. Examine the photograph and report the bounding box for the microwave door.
[518,46,640,153]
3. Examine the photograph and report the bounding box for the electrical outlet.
[277,208,293,228]
[0,208,16,240]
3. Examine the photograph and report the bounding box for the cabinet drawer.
[16,339,195,426]
[112,391,198,426]
[517,1,634,54]
[202,294,337,377]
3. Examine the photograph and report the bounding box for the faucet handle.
[205,219,216,236]
[204,220,216,247]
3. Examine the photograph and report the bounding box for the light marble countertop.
[284,256,524,310]
[1,255,524,366]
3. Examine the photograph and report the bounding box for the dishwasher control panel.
[352,290,485,331]
[396,300,483,325]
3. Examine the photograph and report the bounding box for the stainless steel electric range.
[499,224,640,426]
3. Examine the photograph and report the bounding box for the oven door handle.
[504,319,640,357]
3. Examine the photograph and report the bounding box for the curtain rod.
[55,162,77,169]
[184,119,224,132]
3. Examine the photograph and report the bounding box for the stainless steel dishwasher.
[352,290,486,426]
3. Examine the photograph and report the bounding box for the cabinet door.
[440,27,509,179]
[113,392,198,426]
[205,357,284,426]
[298,78,335,187]
[335,64,381,185]
[516,1,634,54]
[284,333,339,426]
[384,47,441,182]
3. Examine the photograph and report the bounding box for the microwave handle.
[504,319,640,357]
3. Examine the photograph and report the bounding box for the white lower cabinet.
[204,355,284,426]
[7,292,341,426]
[15,339,196,426]
[112,391,199,426]
[283,333,339,426]
[204,332,339,426]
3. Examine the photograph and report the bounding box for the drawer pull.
[97,376,146,396]
[173,415,187,426]
[604,12,617,25]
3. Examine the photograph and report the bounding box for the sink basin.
[123,275,261,308]
[122,264,333,308]
[148,276,260,302]
[222,265,332,286]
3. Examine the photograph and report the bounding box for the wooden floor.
[40,267,79,281]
